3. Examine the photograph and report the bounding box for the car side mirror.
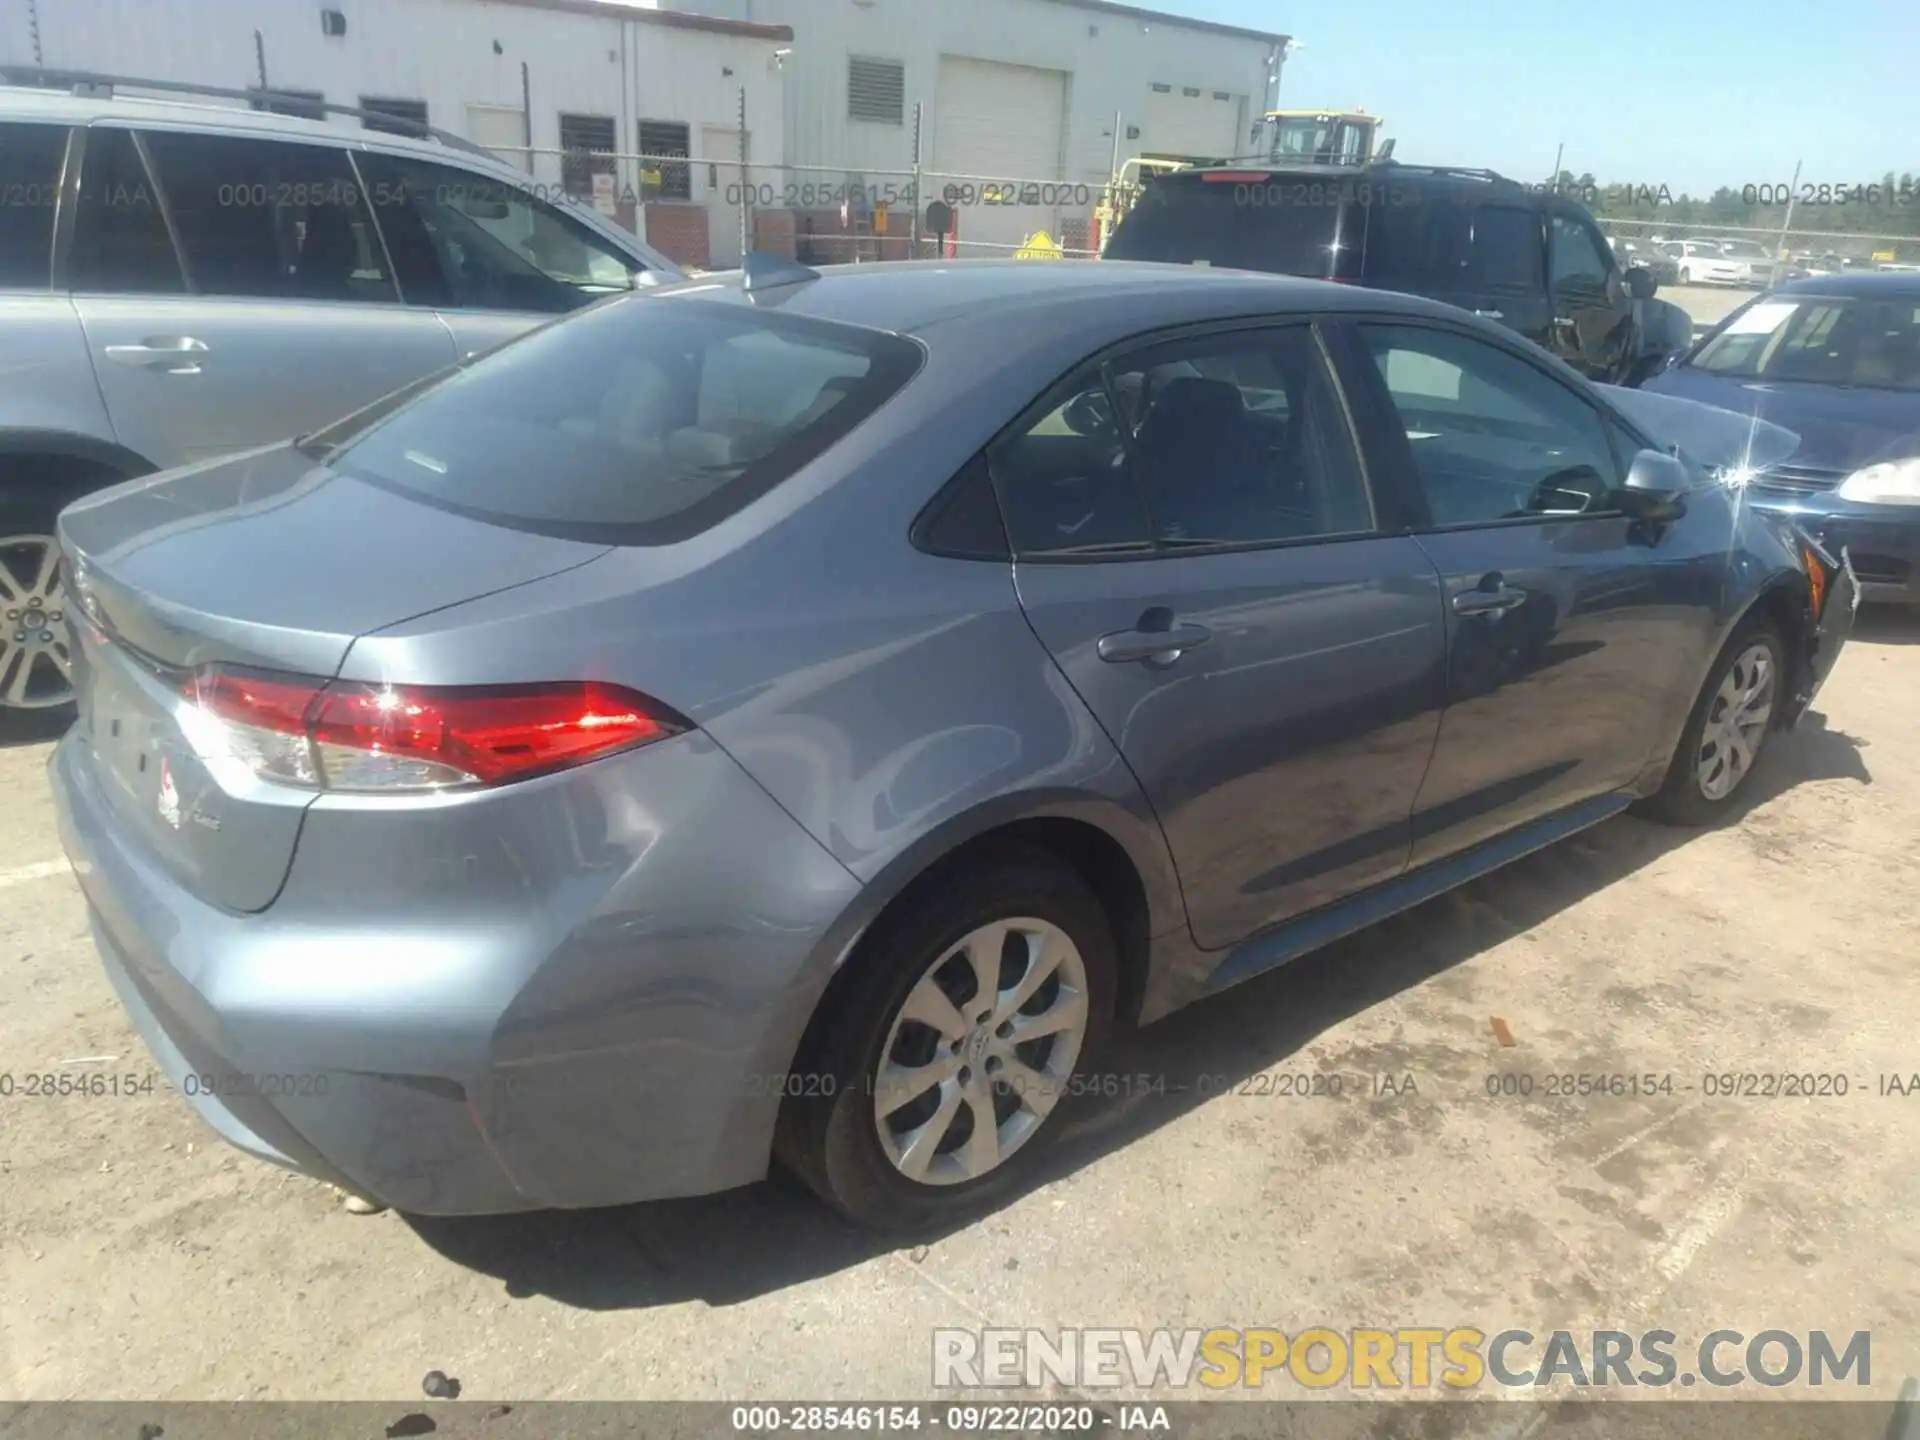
[1620,448,1689,521]
[1625,267,1657,300]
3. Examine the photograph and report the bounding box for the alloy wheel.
[872,917,1090,1186]
[1695,642,1775,801]
[0,534,73,711]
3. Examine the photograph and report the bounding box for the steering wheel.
[1508,464,1610,517]
[1061,388,1116,438]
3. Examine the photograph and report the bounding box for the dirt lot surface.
[2,612,1918,1405]
[1667,283,1760,334]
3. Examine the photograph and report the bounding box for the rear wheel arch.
[0,433,157,513]
[786,807,1164,1090]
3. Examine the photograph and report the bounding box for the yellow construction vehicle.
[1258,109,1383,165]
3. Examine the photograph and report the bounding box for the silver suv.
[0,71,681,715]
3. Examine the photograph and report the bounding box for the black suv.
[1104,162,1694,387]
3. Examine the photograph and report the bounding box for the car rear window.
[1104,175,1348,277]
[314,296,923,544]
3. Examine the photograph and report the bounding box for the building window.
[361,97,429,136]
[559,113,617,201]
[848,56,905,125]
[1150,82,1172,94]
[638,119,690,201]
[249,88,326,121]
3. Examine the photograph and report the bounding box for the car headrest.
[1139,377,1246,442]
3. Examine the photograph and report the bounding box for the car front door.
[1547,208,1631,381]
[993,320,1449,951]
[67,126,457,469]
[354,151,653,361]
[1337,319,1717,868]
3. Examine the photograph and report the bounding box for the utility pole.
[1549,141,1563,189]
[1776,157,1803,261]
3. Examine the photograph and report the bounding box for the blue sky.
[1167,0,1918,198]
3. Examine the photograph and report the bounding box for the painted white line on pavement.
[0,860,69,890]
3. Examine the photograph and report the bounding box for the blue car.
[1646,274,1920,603]
[48,260,1855,1229]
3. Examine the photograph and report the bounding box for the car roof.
[652,258,1485,342]
[0,84,490,168]
[1774,272,1920,299]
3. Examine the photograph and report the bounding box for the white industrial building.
[668,0,1290,250]
[3,0,1289,262]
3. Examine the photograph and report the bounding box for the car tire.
[1676,265,1691,284]
[0,467,99,726]
[1634,618,1785,827]
[776,845,1118,1232]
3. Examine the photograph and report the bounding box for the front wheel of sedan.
[1635,620,1784,826]
[777,848,1117,1231]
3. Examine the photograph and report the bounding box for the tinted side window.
[1364,194,1472,289]
[68,128,184,294]
[141,132,396,302]
[357,152,640,314]
[1358,323,1621,526]
[1476,206,1544,292]
[1549,214,1611,303]
[1114,327,1373,545]
[989,379,1154,556]
[991,327,1373,556]
[0,123,68,289]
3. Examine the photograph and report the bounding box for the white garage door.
[933,55,1067,253]
[1143,83,1245,163]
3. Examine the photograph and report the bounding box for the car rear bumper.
[50,728,865,1214]
[1748,493,1920,604]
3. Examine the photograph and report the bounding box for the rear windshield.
[1104,175,1346,277]
[312,296,923,544]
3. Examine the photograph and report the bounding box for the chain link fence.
[471,94,1113,272]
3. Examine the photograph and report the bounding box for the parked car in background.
[50,258,1853,1229]
[1103,161,1694,388]
[1663,238,1774,288]
[1610,236,1681,286]
[1646,273,1920,602]
[1706,238,1780,288]
[0,70,682,717]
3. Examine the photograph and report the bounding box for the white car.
[1662,238,1775,288]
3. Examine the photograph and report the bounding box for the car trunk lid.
[57,443,611,913]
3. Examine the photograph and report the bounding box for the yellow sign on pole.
[1014,230,1064,260]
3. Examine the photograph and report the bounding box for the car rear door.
[993,319,1448,951]
[1360,193,1554,351]
[1335,318,1719,868]
[67,126,457,469]
[354,151,655,361]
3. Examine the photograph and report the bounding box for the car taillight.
[183,668,688,792]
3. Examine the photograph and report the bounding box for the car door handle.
[1097,620,1213,664]
[103,337,209,373]
[1452,585,1528,617]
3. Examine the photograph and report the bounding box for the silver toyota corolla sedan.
[50,258,1855,1230]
